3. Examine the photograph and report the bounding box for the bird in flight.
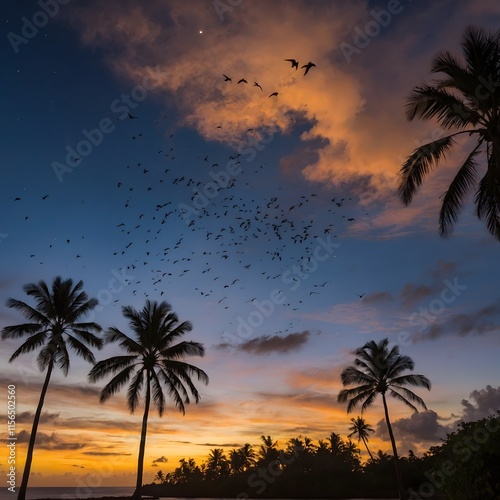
[254,81,263,91]
[285,58,299,70]
[301,61,316,75]
[127,112,138,119]
[268,92,278,98]
[355,293,366,299]
[223,74,232,82]
[237,78,248,84]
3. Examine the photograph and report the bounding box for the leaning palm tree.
[88,300,208,500]
[398,26,500,240]
[1,277,102,500]
[348,416,375,461]
[337,338,431,500]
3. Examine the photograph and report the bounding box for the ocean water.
[21,490,396,500]
[23,487,136,499]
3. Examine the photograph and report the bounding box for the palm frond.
[398,135,456,205]
[360,391,378,413]
[475,146,500,241]
[386,354,415,379]
[388,388,420,412]
[340,367,376,387]
[65,334,98,365]
[462,26,500,82]
[88,355,137,383]
[439,144,482,237]
[98,364,137,403]
[7,330,48,362]
[158,368,186,414]
[150,370,166,417]
[70,328,104,349]
[391,385,429,410]
[126,368,145,413]
[54,340,70,376]
[4,299,49,325]
[161,340,206,360]
[406,86,482,128]
[2,323,45,339]
[390,374,431,390]
[36,334,61,370]
[105,328,142,353]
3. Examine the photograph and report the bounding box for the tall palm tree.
[88,300,208,500]
[1,277,102,500]
[398,26,500,240]
[337,338,431,500]
[348,416,375,461]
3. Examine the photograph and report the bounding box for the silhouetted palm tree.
[154,470,166,484]
[88,300,208,500]
[205,448,230,480]
[258,434,280,464]
[1,277,102,500]
[229,443,256,473]
[348,416,375,461]
[398,26,500,240]
[337,338,431,500]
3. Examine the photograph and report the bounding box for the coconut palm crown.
[398,26,500,240]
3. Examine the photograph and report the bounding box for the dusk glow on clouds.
[1,0,500,489]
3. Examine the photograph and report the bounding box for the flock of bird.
[221,58,316,98]
[9,56,368,342]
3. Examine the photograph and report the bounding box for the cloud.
[375,385,500,449]
[82,451,132,456]
[413,300,500,342]
[361,291,392,305]
[287,366,344,390]
[17,430,85,450]
[458,385,500,423]
[15,411,60,424]
[377,410,449,443]
[64,2,373,196]
[237,331,310,355]
[65,0,500,237]
[152,456,168,463]
[199,443,241,448]
[400,283,434,309]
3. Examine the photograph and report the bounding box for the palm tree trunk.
[17,360,54,500]
[361,435,374,461]
[382,393,406,500]
[133,372,151,500]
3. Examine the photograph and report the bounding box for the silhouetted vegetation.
[338,338,431,499]
[143,415,500,499]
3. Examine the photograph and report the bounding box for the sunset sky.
[1,0,500,489]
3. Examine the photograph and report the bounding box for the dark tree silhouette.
[348,416,375,461]
[337,338,431,500]
[88,300,208,500]
[399,26,500,240]
[1,277,102,500]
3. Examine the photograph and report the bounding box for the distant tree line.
[144,414,500,500]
